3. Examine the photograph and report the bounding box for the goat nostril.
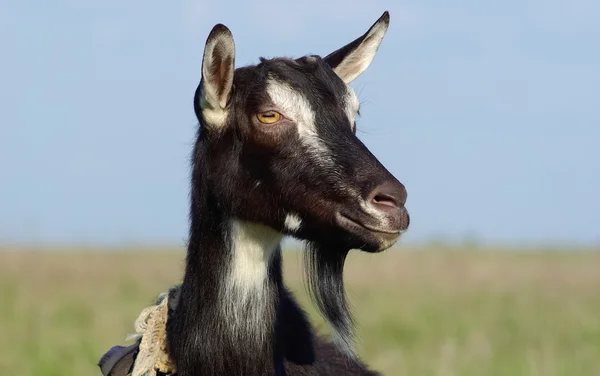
[368,181,407,211]
[372,193,398,208]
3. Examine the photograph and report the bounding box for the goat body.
[100,10,410,376]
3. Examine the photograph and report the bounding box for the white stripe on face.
[264,77,364,198]
[265,77,332,163]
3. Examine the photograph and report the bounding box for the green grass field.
[1,246,599,376]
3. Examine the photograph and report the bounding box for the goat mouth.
[335,211,401,236]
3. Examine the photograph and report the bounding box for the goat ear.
[323,11,390,84]
[197,24,236,127]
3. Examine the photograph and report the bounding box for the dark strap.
[98,340,141,376]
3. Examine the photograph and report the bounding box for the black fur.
[163,11,409,376]
[304,243,355,358]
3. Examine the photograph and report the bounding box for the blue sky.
[1,0,598,246]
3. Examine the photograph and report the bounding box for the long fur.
[303,243,356,359]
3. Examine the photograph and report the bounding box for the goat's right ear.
[323,11,390,84]
[196,24,236,129]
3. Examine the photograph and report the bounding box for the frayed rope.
[125,291,176,376]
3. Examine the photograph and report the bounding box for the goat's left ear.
[323,11,390,84]
[196,24,236,128]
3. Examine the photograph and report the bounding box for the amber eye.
[256,111,282,124]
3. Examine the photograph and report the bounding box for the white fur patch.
[265,78,333,164]
[223,219,283,341]
[200,91,229,128]
[227,219,282,297]
[284,213,302,233]
[344,87,360,130]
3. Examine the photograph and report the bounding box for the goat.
[101,10,410,376]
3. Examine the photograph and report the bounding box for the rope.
[126,291,176,376]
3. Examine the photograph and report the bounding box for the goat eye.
[256,111,282,124]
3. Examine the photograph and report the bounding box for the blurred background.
[1,1,598,375]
